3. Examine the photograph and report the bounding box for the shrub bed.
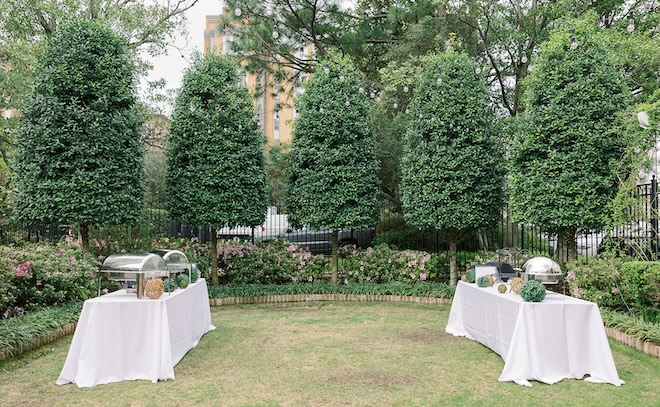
[566,255,659,323]
[0,302,82,358]
[207,282,455,299]
[0,243,99,318]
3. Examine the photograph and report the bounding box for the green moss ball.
[177,274,190,289]
[163,278,178,292]
[190,268,199,283]
[466,268,476,283]
[520,280,546,302]
[477,276,491,287]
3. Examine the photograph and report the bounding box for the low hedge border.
[2,285,659,362]
[0,302,82,362]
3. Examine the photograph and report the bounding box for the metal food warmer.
[517,256,562,285]
[151,249,193,281]
[100,253,169,298]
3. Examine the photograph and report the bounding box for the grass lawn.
[0,301,658,407]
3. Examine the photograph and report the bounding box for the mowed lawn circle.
[0,301,658,407]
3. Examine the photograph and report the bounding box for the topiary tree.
[167,54,268,286]
[509,20,630,264]
[400,51,505,286]
[13,19,144,252]
[287,59,380,283]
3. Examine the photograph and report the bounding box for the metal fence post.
[652,175,658,258]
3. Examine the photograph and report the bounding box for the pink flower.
[344,279,348,285]
[308,276,313,282]
[420,273,427,281]
[409,272,416,279]
[566,271,576,282]
[69,256,76,263]
[611,287,619,294]
[572,286,581,298]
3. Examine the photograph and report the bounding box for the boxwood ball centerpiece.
[520,280,547,302]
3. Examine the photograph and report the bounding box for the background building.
[204,12,313,148]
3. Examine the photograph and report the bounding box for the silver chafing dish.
[100,253,169,298]
[152,249,192,281]
[517,256,562,285]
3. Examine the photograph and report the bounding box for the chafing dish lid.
[522,256,561,274]
[101,253,168,273]
[152,249,189,265]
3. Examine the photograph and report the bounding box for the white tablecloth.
[446,281,624,387]
[57,278,215,388]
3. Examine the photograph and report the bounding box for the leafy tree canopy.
[166,53,268,229]
[509,18,630,232]
[13,18,144,230]
[286,56,380,231]
[400,50,504,233]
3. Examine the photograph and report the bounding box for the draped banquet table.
[57,278,215,388]
[445,281,624,387]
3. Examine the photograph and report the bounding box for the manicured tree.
[167,54,267,286]
[400,51,504,286]
[509,21,629,264]
[287,60,380,283]
[13,19,144,252]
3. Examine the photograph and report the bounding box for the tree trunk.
[449,230,458,286]
[80,223,90,253]
[557,226,578,265]
[210,230,219,286]
[331,230,339,283]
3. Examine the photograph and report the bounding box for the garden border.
[0,322,77,362]
[2,296,658,363]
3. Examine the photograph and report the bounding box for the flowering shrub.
[218,239,329,284]
[566,255,659,323]
[0,242,100,318]
[338,244,438,284]
[565,254,628,309]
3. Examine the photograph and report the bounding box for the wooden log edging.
[605,328,660,358]
[0,321,77,363]
[209,294,452,306]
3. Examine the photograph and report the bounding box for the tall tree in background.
[287,59,380,282]
[400,51,504,286]
[167,54,268,286]
[509,19,630,264]
[0,0,199,171]
[13,19,144,252]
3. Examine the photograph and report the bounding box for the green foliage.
[207,282,455,300]
[465,268,475,283]
[401,51,504,233]
[600,308,660,345]
[176,274,189,289]
[0,242,99,318]
[510,20,630,232]
[163,278,177,293]
[13,19,144,229]
[190,267,199,283]
[287,59,380,231]
[476,276,490,288]
[338,244,439,284]
[0,302,82,355]
[216,239,329,285]
[520,280,547,302]
[167,54,267,229]
[619,262,660,323]
[566,256,659,323]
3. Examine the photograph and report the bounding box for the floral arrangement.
[520,280,546,302]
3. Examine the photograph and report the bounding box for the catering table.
[446,281,624,387]
[57,278,215,388]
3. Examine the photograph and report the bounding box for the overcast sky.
[143,0,223,92]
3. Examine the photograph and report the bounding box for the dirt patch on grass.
[399,328,456,344]
[322,370,418,390]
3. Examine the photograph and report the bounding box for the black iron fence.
[2,180,658,261]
